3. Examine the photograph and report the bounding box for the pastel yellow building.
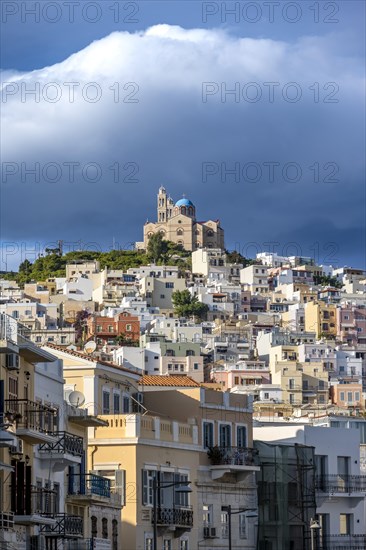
[304,301,337,339]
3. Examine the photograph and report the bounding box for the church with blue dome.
[142,187,225,252]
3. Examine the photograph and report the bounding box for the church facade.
[141,187,225,252]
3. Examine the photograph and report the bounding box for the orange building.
[86,312,140,347]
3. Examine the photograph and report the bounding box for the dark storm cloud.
[1,25,364,269]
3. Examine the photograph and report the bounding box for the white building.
[253,424,366,545]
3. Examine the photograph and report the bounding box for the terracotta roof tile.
[139,375,200,387]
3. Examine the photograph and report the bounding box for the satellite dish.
[68,391,85,408]
[84,341,97,354]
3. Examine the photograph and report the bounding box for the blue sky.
[1,1,365,270]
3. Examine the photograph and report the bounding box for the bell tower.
[157,186,168,223]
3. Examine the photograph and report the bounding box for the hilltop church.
[139,187,225,252]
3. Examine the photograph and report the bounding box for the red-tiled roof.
[139,375,200,387]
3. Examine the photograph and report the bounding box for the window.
[9,377,18,400]
[91,516,98,538]
[221,510,229,538]
[102,518,108,539]
[53,482,60,514]
[97,325,102,332]
[193,363,199,370]
[186,350,195,356]
[144,537,153,550]
[180,539,189,550]
[123,396,130,413]
[113,393,120,414]
[166,349,175,357]
[174,473,189,507]
[142,470,155,505]
[264,392,269,399]
[163,540,172,550]
[126,324,132,331]
[203,422,214,448]
[160,294,165,299]
[12,311,19,319]
[165,282,174,288]
[355,392,360,401]
[112,520,118,550]
[219,424,231,448]
[203,504,212,526]
[237,426,247,448]
[347,392,353,403]
[102,391,110,414]
[239,513,247,538]
[340,514,352,535]
[340,392,345,401]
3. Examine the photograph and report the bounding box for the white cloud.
[0,25,364,262]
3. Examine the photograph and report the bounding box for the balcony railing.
[68,473,111,499]
[315,475,366,493]
[0,511,14,529]
[153,506,193,528]
[39,432,83,457]
[11,485,57,516]
[40,514,83,537]
[207,446,259,466]
[5,399,57,435]
[319,534,366,549]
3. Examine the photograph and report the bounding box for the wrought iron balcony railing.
[153,506,193,528]
[39,431,83,457]
[40,514,83,537]
[68,473,111,499]
[207,446,259,466]
[319,534,366,549]
[5,399,57,435]
[315,475,366,494]
[11,485,57,516]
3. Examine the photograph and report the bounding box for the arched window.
[177,240,183,245]
[195,229,200,235]
[188,207,193,215]
[207,229,214,237]
[91,517,98,538]
[195,242,201,248]
[112,519,118,550]
[177,229,183,236]
[181,207,186,215]
[102,518,108,539]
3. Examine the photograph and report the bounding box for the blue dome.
[175,198,194,207]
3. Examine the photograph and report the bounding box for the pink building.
[338,305,366,345]
[210,360,270,390]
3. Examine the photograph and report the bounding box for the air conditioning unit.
[9,438,23,455]
[6,353,19,370]
[203,527,216,538]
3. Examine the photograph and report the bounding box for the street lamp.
[222,505,258,550]
[152,477,192,550]
[310,517,321,550]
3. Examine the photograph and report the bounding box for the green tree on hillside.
[172,289,209,321]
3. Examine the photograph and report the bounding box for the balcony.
[38,432,84,467]
[67,404,108,428]
[68,474,121,507]
[0,512,14,530]
[40,513,83,537]
[152,506,193,529]
[207,446,260,481]
[319,534,366,549]
[315,474,366,495]
[12,485,57,525]
[4,399,57,444]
